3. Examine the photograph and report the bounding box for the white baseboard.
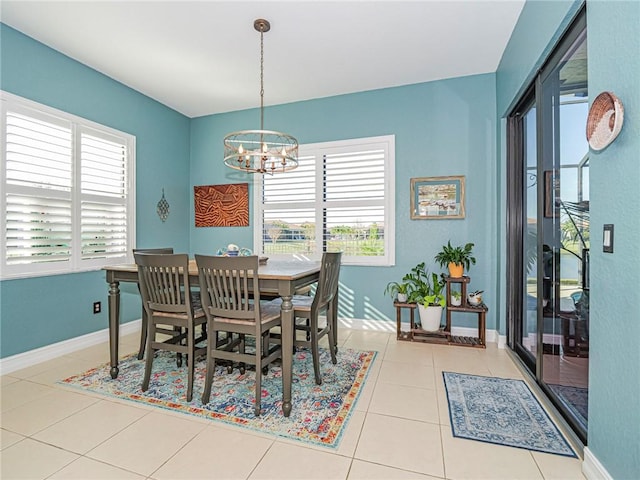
[0,320,141,375]
[582,447,613,480]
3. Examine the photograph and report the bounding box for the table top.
[104,259,321,280]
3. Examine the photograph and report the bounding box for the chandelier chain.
[259,25,265,131]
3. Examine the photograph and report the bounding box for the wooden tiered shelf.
[394,275,487,348]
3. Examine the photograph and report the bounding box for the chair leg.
[142,320,156,392]
[186,324,195,402]
[201,325,215,404]
[331,298,339,354]
[261,332,270,375]
[327,309,337,365]
[137,308,148,360]
[254,335,262,416]
[176,326,183,367]
[310,320,322,385]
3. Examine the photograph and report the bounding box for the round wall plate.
[586,92,624,151]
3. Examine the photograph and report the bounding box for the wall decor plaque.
[194,183,249,227]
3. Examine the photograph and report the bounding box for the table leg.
[279,294,294,417]
[108,280,121,379]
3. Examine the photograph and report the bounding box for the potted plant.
[450,290,462,307]
[384,280,410,303]
[403,262,446,332]
[434,241,476,278]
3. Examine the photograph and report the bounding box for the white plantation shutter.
[5,193,73,265]
[1,92,135,279]
[80,130,128,262]
[322,147,387,255]
[4,109,73,268]
[255,135,395,266]
[261,155,318,255]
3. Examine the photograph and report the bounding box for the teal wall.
[190,75,498,325]
[0,24,191,357]
[586,1,640,478]
[496,0,640,477]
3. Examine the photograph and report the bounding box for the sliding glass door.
[507,10,588,443]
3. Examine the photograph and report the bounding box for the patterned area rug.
[443,372,576,457]
[60,347,376,448]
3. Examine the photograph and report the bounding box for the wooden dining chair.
[195,254,282,416]
[132,248,175,360]
[267,251,342,385]
[134,253,207,402]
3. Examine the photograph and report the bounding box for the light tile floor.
[1,327,587,480]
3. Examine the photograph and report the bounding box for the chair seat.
[213,305,280,326]
[154,307,205,320]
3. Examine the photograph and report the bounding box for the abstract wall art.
[194,183,249,227]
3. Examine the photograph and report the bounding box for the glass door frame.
[506,8,588,443]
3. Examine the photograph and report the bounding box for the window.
[254,135,395,266]
[1,92,135,279]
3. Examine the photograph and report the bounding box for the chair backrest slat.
[312,252,342,312]
[134,253,193,315]
[196,255,260,321]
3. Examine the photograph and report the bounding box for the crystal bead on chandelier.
[223,19,298,174]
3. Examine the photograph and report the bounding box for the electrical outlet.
[93,301,101,314]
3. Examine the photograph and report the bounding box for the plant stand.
[444,276,486,348]
[394,301,450,343]
[394,301,415,340]
[394,276,487,348]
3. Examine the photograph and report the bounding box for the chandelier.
[223,19,298,174]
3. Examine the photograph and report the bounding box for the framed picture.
[544,170,559,218]
[410,176,465,220]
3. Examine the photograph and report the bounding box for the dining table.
[103,259,321,417]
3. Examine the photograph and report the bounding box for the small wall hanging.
[587,91,624,151]
[156,188,170,222]
[194,183,249,227]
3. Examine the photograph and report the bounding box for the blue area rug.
[60,347,376,449]
[443,372,576,457]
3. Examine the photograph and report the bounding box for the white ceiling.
[0,1,525,118]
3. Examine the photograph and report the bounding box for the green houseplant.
[434,241,476,278]
[450,289,462,306]
[403,262,445,331]
[384,280,410,303]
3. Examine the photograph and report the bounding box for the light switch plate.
[603,224,614,253]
